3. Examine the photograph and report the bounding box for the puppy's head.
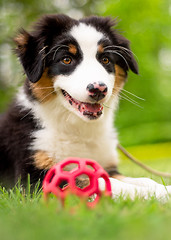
[15,14,138,121]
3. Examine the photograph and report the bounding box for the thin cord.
[117,143,171,178]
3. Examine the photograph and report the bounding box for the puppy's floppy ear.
[14,29,44,83]
[14,14,77,83]
[114,33,139,75]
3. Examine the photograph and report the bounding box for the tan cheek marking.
[113,64,127,94]
[68,44,77,55]
[34,151,55,170]
[30,69,56,103]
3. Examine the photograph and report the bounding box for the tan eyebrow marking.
[68,44,77,55]
[98,44,104,53]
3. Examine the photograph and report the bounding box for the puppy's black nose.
[87,82,108,101]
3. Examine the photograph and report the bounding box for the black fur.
[0,14,138,187]
[0,102,45,187]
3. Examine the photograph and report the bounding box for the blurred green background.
[0,0,171,147]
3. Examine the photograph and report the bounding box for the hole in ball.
[75,174,90,189]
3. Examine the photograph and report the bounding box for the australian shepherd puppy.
[1,14,170,199]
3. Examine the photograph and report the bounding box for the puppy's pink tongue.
[79,103,103,113]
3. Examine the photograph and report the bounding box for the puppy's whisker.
[104,45,138,61]
[121,88,145,101]
[118,90,142,106]
[105,50,130,69]
[119,94,144,109]
[33,87,54,90]
[115,87,145,101]
[42,44,69,59]
[39,46,48,54]
[20,90,56,120]
[20,109,33,121]
[112,47,132,58]
[120,91,140,105]
[102,103,112,110]
[39,90,56,103]
[66,112,72,122]
[118,46,139,61]
[104,45,133,53]
[52,45,68,60]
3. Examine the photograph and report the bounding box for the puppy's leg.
[99,177,170,201]
[103,167,170,200]
[121,176,171,194]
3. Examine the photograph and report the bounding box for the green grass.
[0,142,171,240]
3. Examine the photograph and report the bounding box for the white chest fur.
[30,97,119,169]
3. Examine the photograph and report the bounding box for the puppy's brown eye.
[62,57,72,65]
[102,57,109,64]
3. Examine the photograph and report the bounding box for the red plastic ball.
[43,157,112,207]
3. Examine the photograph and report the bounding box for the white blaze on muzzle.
[53,23,115,120]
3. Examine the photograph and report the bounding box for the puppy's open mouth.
[62,90,103,120]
